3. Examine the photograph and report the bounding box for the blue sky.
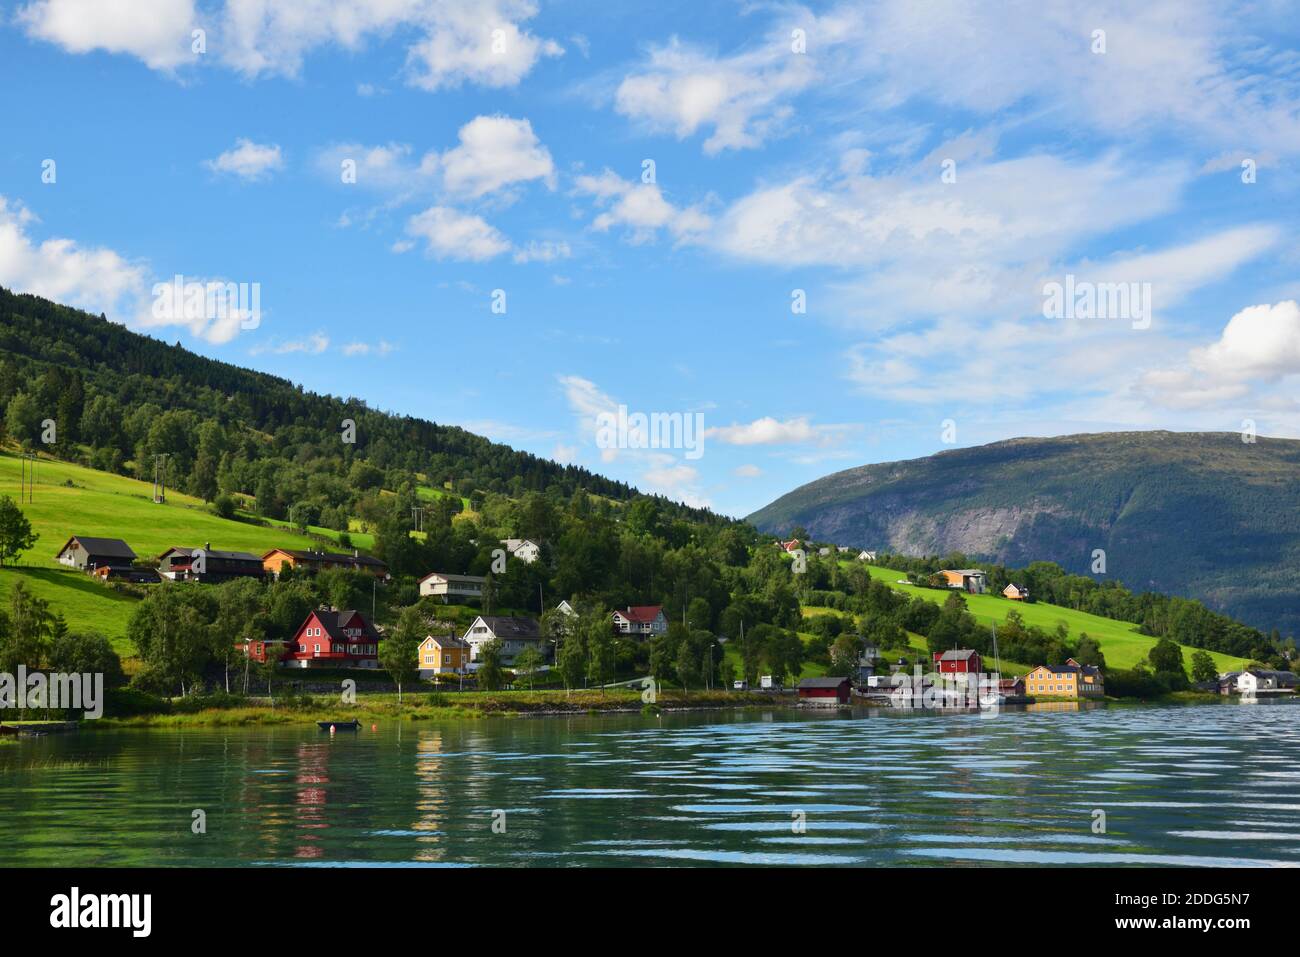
[1,0,1298,518]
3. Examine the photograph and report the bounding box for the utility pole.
[152,453,168,504]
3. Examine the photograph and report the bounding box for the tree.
[0,496,37,567]
[675,639,698,694]
[379,607,423,704]
[48,630,126,688]
[1190,649,1218,683]
[557,629,585,693]
[829,633,861,677]
[0,580,53,672]
[514,646,544,689]
[477,639,505,691]
[1148,637,1185,676]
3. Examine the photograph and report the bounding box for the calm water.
[2,701,1298,867]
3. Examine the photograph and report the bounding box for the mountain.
[748,432,1300,634]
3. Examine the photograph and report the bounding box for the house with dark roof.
[797,676,852,705]
[1234,670,1297,695]
[612,605,668,637]
[159,545,264,583]
[938,568,988,593]
[933,649,983,674]
[55,536,137,573]
[1002,582,1030,601]
[261,548,389,579]
[1025,658,1105,697]
[281,608,382,669]
[461,615,544,666]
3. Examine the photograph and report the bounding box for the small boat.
[317,720,361,731]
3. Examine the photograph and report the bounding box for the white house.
[419,572,486,602]
[858,550,877,561]
[1235,670,1298,695]
[556,600,577,617]
[461,615,544,666]
[500,539,542,564]
[612,605,668,637]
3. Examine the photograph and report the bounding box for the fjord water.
[1,702,1297,867]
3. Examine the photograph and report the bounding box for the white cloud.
[512,239,570,264]
[734,463,762,478]
[1139,301,1300,409]
[705,416,853,446]
[341,340,395,357]
[250,333,330,356]
[17,0,198,71]
[404,206,511,261]
[573,169,710,243]
[204,138,284,181]
[440,115,555,199]
[404,0,562,91]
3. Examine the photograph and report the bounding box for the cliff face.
[747,432,1300,633]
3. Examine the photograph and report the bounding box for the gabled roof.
[57,536,136,559]
[419,570,486,584]
[421,633,468,649]
[798,676,850,688]
[263,548,387,568]
[1005,582,1029,592]
[618,605,664,623]
[303,609,380,643]
[471,616,541,639]
[936,649,979,661]
[161,546,261,562]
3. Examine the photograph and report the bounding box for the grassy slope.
[0,451,351,649]
[861,563,1250,672]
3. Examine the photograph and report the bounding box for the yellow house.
[418,634,469,677]
[1025,658,1105,698]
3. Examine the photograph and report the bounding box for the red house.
[933,649,982,674]
[797,676,852,705]
[284,608,382,669]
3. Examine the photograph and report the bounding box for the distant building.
[797,676,851,705]
[1234,670,1298,695]
[92,565,160,584]
[555,600,577,617]
[857,550,876,562]
[778,539,801,553]
[261,548,388,579]
[998,677,1026,697]
[419,571,486,603]
[933,649,983,675]
[499,539,542,564]
[158,545,263,583]
[938,569,987,594]
[55,536,137,573]
[283,609,381,669]
[612,605,668,637]
[837,546,853,554]
[461,615,543,666]
[418,634,470,678]
[1003,583,1030,601]
[1025,658,1104,697]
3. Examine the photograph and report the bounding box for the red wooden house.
[797,676,852,705]
[933,649,982,674]
[281,608,382,669]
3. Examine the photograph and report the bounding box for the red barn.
[933,649,982,674]
[797,676,852,705]
[284,608,382,669]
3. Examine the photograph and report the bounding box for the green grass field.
[0,450,345,649]
[859,563,1250,672]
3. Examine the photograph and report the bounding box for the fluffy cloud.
[705,416,853,446]
[439,115,555,199]
[403,206,511,261]
[17,0,198,71]
[204,138,284,181]
[250,333,330,356]
[1139,301,1300,409]
[573,170,710,243]
[21,0,562,90]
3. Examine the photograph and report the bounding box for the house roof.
[472,616,541,639]
[304,609,380,643]
[58,536,136,559]
[943,568,986,576]
[619,605,664,623]
[263,548,387,568]
[161,546,261,562]
[936,649,979,661]
[798,676,850,688]
[422,633,468,649]
[1005,582,1028,592]
[419,571,486,584]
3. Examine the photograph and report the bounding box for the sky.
[1,0,1298,519]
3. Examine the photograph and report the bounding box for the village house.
[261,548,389,579]
[92,565,160,584]
[499,538,542,564]
[556,600,577,617]
[938,568,988,593]
[461,615,544,666]
[1003,582,1030,601]
[933,649,983,675]
[837,546,853,554]
[797,676,852,705]
[998,676,1026,697]
[55,535,137,574]
[158,545,264,583]
[1230,670,1298,695]
[612,605,668,637]
[418,571,486,603]
[418,633,470,679]
[858,550,876,561]
[281,608,382,669]
[777,539,801,553]
[1025,658,1105,697]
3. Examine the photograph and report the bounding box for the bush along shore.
[80,687,786,728]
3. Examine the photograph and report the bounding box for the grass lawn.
[859,563,1251,672]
